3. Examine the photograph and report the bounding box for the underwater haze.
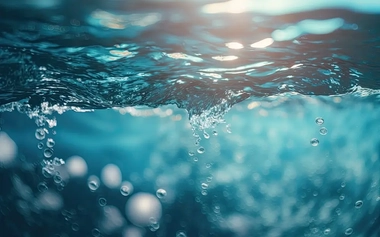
[0,0,379,237]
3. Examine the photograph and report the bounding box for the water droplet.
[188,151,195,157]
[324,228,331,235]
[35,128,45,140]
[201,183,208,189]
[53,174,62,184]
[176,231,187,237]
[212,130,218,136]
[37,182,48,192]
[37,142,44,149]
[226,124,232,133]
[156,189,167,199]
[319,127,328,135]
[197,147,205,154]
[344,228,353,235]
[354,200,363,208]
[203,131,210,139]
[310,138,319,146]
[339,195,345,200]
[91,228,100,237]
[315,117,324,125]
[88,176,100,191]
[46,138,55,148]
[72,223,79,231]
[98,197,107,206]
[44,148,54,158]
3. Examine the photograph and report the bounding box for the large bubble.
[125,192,162,227]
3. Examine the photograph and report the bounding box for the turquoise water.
[0,1,379,237]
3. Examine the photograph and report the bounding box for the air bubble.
[176,231,187,237]
[193,157,198,162]
[53,174,62,184]
[53,157,64,166]
[201,190,208,196]
[203,131,210,139]
[35,128,45,140]
[98,197,107,206]
[72,223,79,231]
[44,148,54,158]
[120,181,133,196]
[88,176,100,191]
[319,127,328,135]
[46,138,55,148]
[42,166,54,178]
[197,147,205,154]
[91,228,100,237]
[226,124,232,133]
[344,228,353,235]
[156,189,167,199]
[339,195,345,200]
[310,138,319,146]
[323,228,331,235]
[37,182,48,192]
[38,142,44,149]
[315,117,324,125]
[188,151,195,157]
[212,130,218,136]
[201,183,208,189]
[354,200,363,208]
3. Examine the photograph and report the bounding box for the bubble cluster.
[315,117,324,125]
[310,138,319,146]
[156,189,167,199]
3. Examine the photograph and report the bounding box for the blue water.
[0,1,379,237]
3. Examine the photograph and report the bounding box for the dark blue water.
[0,1,379,237]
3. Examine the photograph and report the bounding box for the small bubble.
[201,190,208,196]
[35,128,45,140]
[344,228,353,235]
[315,117,324,125]
[176,231,187,237]
[72,223,79,231]
[98,197,107,206]
[188,151,195,157]
[197,147,205,154]
[310,138,319,146]
[206,176,213,182]
[354,200,363,208]
[91,228,100,237]
[193,157,198,162]
[53,174,62,184]
[226,124,232,133]
[37,182,48,192]
[339,195,345,200]
[37,142,44,149]
[324,228,331,235]
[203,131,210,139]
[205,163,211,169]
[319,127,328,135]
[44,148,54,158]
[42,166,54,178]
[88,176,100,191]
[341,181,346,187]
[120,181,133,196]
[201,183,208,189]
[46,138,55,148]
[156,189,167,199]
[212,130,218,136]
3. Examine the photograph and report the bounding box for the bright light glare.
[250,38,274,48]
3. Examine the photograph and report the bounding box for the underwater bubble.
[344,228,353,235]
[125,192,162,227]
[66,156,87,178]
[323,228,331,235]
[46,138,55,148]
[315,117,324,125]
[212,130,218,136]
[203,131,210,139]
[72,223,79,231]
[42,166,54,178]
[197,147,205,154]
[53,174,62,184]
[205,163,212,169]
[201,183,208,189]
[156,189,167,199]
[37,142,44,149]
[35,128,45,140]
[120,181,134,196]
[193,157,198,162]
[188,151,195,157]
[88,175,100,191]
[53,157,64,166]
[201,190,208,196]
[320,127,328,135]
[101,164,122,189]
[339,195,345,200]
[99,198,107,206]
[310,138,319,146]
[37,182,48,192]
[226,124,232,133]
[44,148,54,158]
[176,231,187,237]
[92,228,101,237]
[341,181,346,188]
[354,200,363,208]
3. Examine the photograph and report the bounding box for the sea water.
[0,0,379,237]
